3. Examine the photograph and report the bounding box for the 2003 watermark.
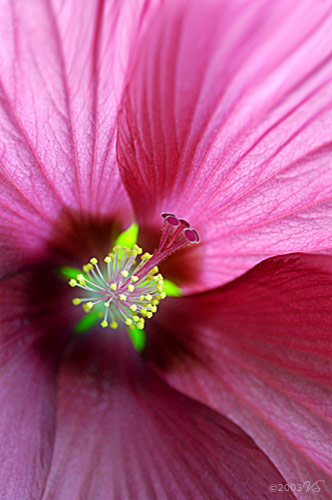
[269,480,325,494]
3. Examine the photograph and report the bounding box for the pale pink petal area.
[41,331,292,500]
[148,253,332,497]
[0,270,72,500]
[118,0,332,292]
[0,0,157,276]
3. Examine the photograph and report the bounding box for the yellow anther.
[152,299,159,306]
[121,270,129,277]
[113,245,121,252]
[72,298,81,305]
[104,256,111,263]
[82,304,91,313]
[101,320,108,328]
[125,318,133,325]
[146,312,153,319]
[90,257,98,265]
[131,275,139,282]
[83,263,93,273]
[150,305,157,313]
[157,285,164,293]
[110,321,118,329]
[120,294,127,301]
[133,315,140,322]
[69,279,77,287]
[130,304,137,312]
[139,295,145,301]
[141,308,148,316]
[141,252,152,261]
[77,274,86,285]
[137,320,145,330]
[86,302,94,310]
[110,283,117,291]
[145,294,152,301]
[148,266,159,276]
[128,284,135,292]
[160,292,166,299]
[133,244,143,255]
[104,302,110,307]
[128,324,135,330]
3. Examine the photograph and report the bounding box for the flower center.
[68,213,199,333]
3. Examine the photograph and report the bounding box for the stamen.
[68,213,199,334]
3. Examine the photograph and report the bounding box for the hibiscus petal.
[0,269,71,499]
[41,331,292,499]
[118,0,332,291]
[0,0,157,275]
[148,253,332,495]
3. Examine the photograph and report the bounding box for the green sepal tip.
[58,266,83,280]
[115,222,139,248]
[127,325,146,352]
[74,310,100,334]
[163,279,181,297]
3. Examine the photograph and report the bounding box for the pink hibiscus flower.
[1,0,332,498]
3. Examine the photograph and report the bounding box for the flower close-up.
[1,0,332,499]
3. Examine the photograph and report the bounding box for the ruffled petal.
[0,270,71,499]
[148,253,332,496]
[118,0,332,291]
[41,331,291,500]
[0,0,157,276]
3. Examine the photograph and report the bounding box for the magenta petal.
[118,0,332,291]
[41,332,291,499]
[149,253,332,495]
[0,272,68,499]
[0,0,157,275]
